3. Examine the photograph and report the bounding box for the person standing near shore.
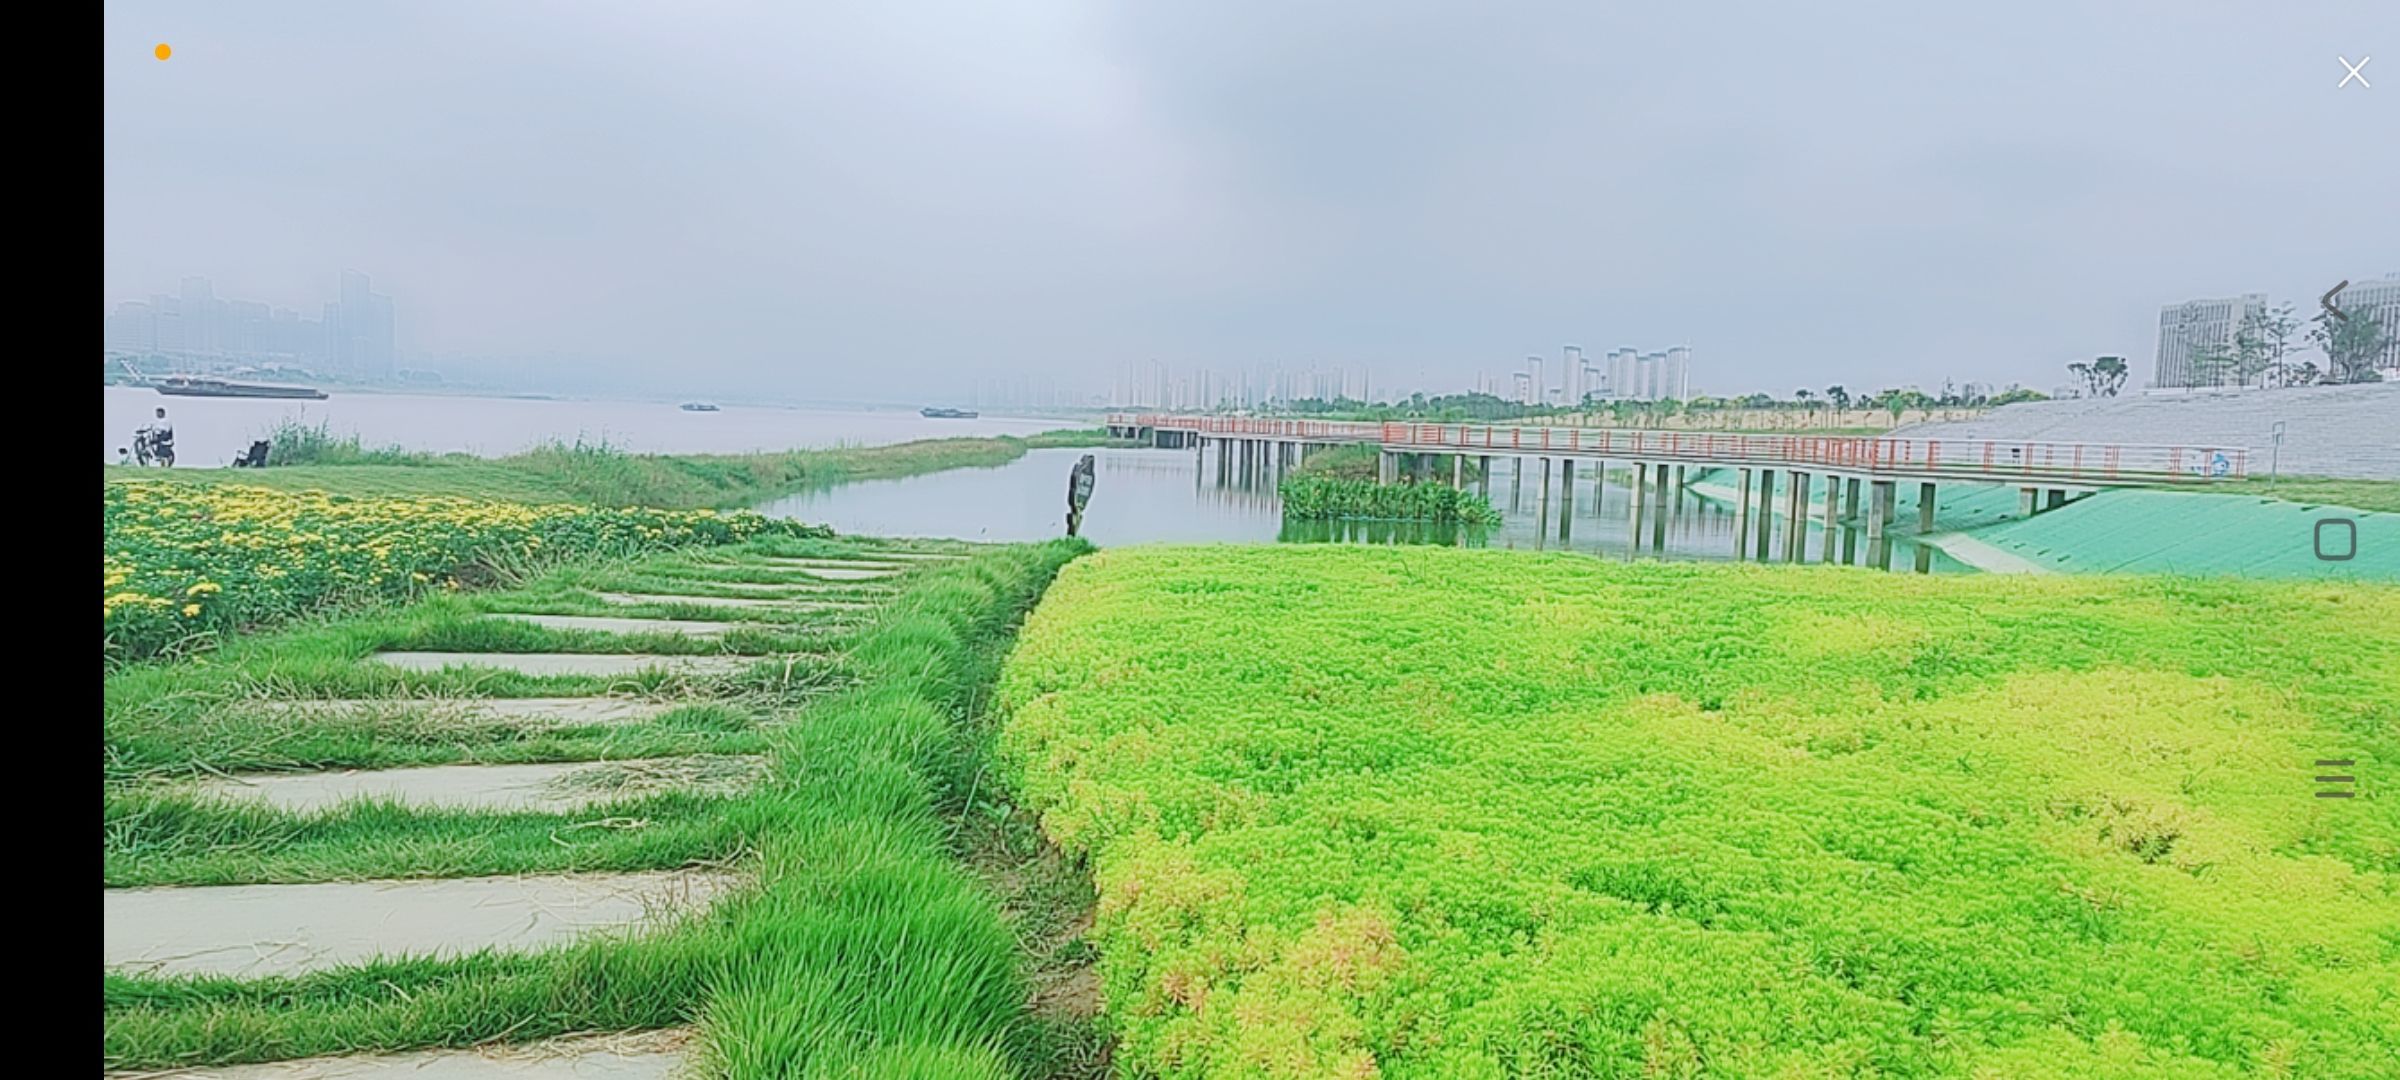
[1066,453,1096,537]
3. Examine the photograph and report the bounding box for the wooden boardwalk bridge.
[1106,412,2253,571]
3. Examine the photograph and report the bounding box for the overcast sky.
[104,1,2396,401]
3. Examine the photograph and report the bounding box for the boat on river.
[154,375,329,400]
[680,402,721,412]
[920,406,978,419]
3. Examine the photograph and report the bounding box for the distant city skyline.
[105,269,398,381]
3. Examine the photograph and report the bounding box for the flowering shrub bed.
[103,481,824,658]
[1278,476,1502,525]
[999,546,2400,1079]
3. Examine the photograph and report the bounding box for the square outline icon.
[2314,518,2357,562]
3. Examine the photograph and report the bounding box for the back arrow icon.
[2323,280,2350,321]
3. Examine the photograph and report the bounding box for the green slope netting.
[1958,489,2396,580]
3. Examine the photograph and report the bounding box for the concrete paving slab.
[104,1030,690,1079]
[780,565,900,581]
[371,652,756,678]
[593,592,873,612]
[756,557,907,572]
[104,870,736,979]
[253,697,676,728]
[191,755,766,814]
[488,614,741,638]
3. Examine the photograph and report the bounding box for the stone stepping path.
[256,697,677,729]
[102,1030,690,1079]
[489,613,741,638]
[191,755,767,814]
[104,870,735,979]
[373,652,756,678]
[594,592,873,612]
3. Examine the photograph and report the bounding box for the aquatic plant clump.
[1278,476,1501,525]
[103,481,826,658]
[998,546,2400,1079]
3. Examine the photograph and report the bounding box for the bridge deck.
[1109,413,2250,486]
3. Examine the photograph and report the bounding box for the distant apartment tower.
[2153,293,2265,388]
[2346,273,2400,375]
[1595,345,1690,402]
[325,269,398,380]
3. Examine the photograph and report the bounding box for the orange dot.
[154,43,171,61]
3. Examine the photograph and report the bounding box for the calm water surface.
[761,443,1965,570]
[102,386,1067,466]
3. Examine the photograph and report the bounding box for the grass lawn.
[2213,475,2400,515]
[998,545,2400,1079]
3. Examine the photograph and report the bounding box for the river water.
[101,386,1067,466]
[760,444,1965,570]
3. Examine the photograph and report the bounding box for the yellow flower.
[181,603,202,617]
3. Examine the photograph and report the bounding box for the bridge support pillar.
[1629,462,1651,551]
[1867,480,1897,570]
[1673,465,1687,489]
[1784,471,1811,563]
[1378,450,1396,486]
[1651,461,1671,550]
[2019,486,2038,517]
[1844,477,1862,523]
[1478,455,1493,498]
[1914,482,1939,573]
[1453,455,1465,489]
[1821,475,1842,563]
[1753,469,1778,560]
[1537,457,1552,514]
[1734,468,1754,559]
[1558,460,1576,536]
[1590,459,1606,517]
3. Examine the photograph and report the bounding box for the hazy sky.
[104,1,2396,401]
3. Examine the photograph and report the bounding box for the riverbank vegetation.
[1278,475,1502,525]
[999,546,2400,1078]
[2211,474,2400,514]
[102,481,819,660]
[1247,387,2013,430]
[107,425,1133,508]
[105,538,1102,1076]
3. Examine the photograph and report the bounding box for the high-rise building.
[1607,347,1635,400]
[2153,293,2266,388]
[2342,273,2400,376]
[180,277,217,355]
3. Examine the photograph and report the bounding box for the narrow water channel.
[758,444,1967,571]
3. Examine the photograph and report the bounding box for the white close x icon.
[2337,55,2371,88]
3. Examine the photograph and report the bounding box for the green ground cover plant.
[1278,476,1502,525]
[998,545,2400,1079]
